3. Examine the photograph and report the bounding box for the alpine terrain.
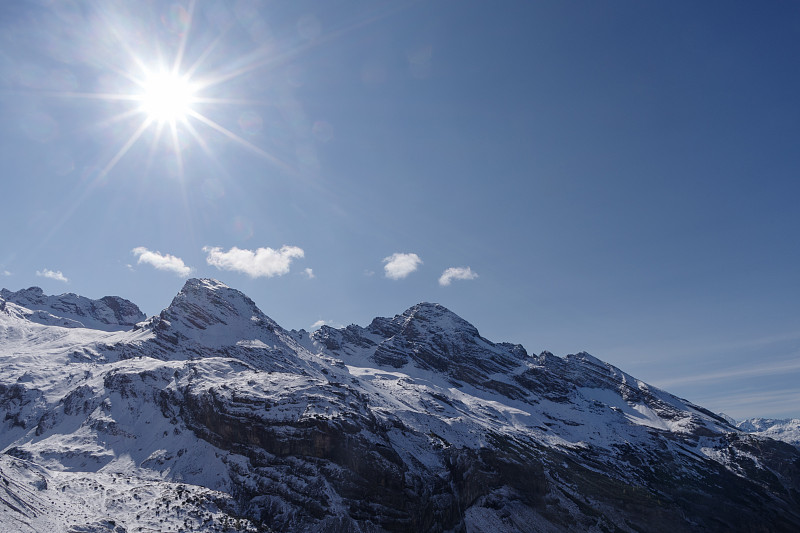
[1,279,798,532]
[736,418,800,448]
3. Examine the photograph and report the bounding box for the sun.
[57,2,297,181]
[138,70,197,124]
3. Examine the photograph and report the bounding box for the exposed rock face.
[0,286,145,331]
[315,302,530,399]
[1,279,799,532]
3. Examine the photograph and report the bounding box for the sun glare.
[59,2,296,181]
[139,71,196,123]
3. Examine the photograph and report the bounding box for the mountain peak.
[361,301,527,384]
[162,278,275,329]
[0,285,145,331]
[181,277,229,292]
[368,302,480,340]
[146,278,282,350]
[400,301,481,337]
[0,286,44,299]
[403,301,459,315]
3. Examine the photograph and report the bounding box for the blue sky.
[1,0,799,420]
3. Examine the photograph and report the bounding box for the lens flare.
[139,71,196,123]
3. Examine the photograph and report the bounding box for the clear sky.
[1,0,799,420]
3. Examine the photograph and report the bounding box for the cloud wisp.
[36,269,68,282]
[304,268,315,279]
[132,247,193,277]
[439,266,478,286]
[310,319,344,330]
[383,252,422,280]
[653,355,800,389]
[204,245,304,278]
[689,388,800,421]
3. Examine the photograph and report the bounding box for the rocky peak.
[164,278,276,326]
[368,302,480,340]
[363,303,526,396]
[0,286,45,303]
[0,286,145,331]
[401,302,480,335]
[146,278,284,350]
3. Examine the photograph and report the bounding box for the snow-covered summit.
[136,278,312,373]
[311,301,529,397]
[159,278,279,331]
[142,278,281,341]
[368,301,481,339]
[0,285,145,331]
[737,418,800,447]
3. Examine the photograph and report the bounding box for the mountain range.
[1,279,798,532]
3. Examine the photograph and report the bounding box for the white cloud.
[310,319,343,330]
[2,270,11,276]
[383,252,422,280]
[132,247,193,277]
[204,245,304,278]
[439,266,478,286]
[304,267,315,279]
[36,268,68,282]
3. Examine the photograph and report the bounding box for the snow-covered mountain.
[0,286,145,331]
[737,418,800,448]
[1,279,798,532]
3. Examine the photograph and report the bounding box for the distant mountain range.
[1,279,798,532]
[735,418,800,447]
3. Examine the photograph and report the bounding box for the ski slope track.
[1,279,798,532]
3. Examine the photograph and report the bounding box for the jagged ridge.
[1,286,145,331]
[0,279,798,532]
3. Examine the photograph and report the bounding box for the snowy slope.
[737,418,800,447]
[1,279,799,532]
[0,454,258,533]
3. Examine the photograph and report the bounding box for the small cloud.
[36,268,68,283]
[2,270,11,276]
[310,319,343,330]
[304,267,315,279]
[204,245,304,278]
[439,266,478,286]
[383,252,422,280]
[132,247,192,277]
[364,269,375,277]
